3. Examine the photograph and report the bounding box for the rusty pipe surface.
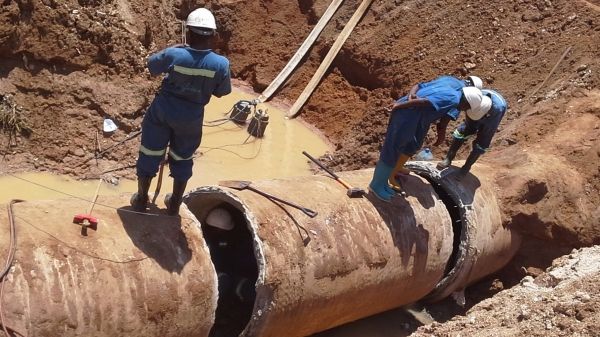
[185,170,455,337]
[405,161,522,301]
[0,164,521,337]
[0,195,217,337]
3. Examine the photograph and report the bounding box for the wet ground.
[0,89,330,204]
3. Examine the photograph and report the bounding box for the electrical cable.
[4,173,170,218]
[16,216,149,264]
[199,114,265,160]
[1,200,24,337]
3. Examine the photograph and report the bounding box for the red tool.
[73,214,98,232]
[73,179,102,235]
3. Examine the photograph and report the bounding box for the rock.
[72,148,85,157]
[577,64,588,72]
[464,62,477,70]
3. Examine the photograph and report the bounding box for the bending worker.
[397,75,483,172]
[389,75,484,188]
[410,75,483,147]
[437,88,507,175]
[369,84,489,202]
[132,8,232,215]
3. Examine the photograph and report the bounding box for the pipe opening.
[185,192,259,337]
[425,178,464,276]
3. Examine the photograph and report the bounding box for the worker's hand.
[385,103,399,112]
[408,93,419,101]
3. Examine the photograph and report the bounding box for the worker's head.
[461,87,492,120]
[186,8,217,45]
[465,75,483,89]
[205,207,234,231]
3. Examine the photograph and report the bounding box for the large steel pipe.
[405,161,522,301]
[185,170,455,337]
[0,195,216,337]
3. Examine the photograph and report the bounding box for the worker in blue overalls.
[369,85,488,202]
[132,8,232,215]
[392,75,483,181]
[437,89,506,175]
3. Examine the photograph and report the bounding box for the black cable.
[5,173,168,218]
[1,200,24,337]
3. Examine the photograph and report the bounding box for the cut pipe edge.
[405,161,522,302]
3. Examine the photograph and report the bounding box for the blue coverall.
[453,89,507,154]
[402,76,466,155]
[137,46,232,181]
[380,82,462,167]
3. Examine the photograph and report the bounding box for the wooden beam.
[257,0,345,103]
[288,0,374,118]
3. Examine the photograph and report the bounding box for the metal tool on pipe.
[302,151,365,197]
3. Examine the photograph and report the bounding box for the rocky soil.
[1,0,600,335]
[411,246,600,337]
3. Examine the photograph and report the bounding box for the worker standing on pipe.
[437,89,507,175]
[393,75,483,179]
[369,85,489,202]
[132,8,232,215]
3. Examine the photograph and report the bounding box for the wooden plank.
[257,0,345,103]
[288,0,374,118]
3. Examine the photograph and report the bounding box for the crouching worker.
[437,89,506,175]
[369,85,487,202]
[393,75,483,177]
[131,8,232,215]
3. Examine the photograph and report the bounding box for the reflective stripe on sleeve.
[173,65,216,78]
[139,145,166,157]
[169,150,194,161]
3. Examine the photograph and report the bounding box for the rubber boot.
[368,161,395,202]
[130,176,152,212]
[459,150,482,176]
[389,154,410,191]
[165,179,188,216]
[437,138,465,170]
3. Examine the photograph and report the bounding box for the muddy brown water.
[0,89,331,204]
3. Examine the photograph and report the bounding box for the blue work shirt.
[399,80,463,123]
[419,75,467,92]
[380,84,462,165]
[482,89,508,117]
[415,76,464,120]
[148,46,232,105]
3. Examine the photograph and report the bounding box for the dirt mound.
[410,245,600,337]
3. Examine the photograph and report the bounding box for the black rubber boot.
[130,176,152,212]
[459,150,482,175]
[165,180,188,216]
[437,138,464,169]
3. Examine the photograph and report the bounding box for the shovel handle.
[304,151,354,190]
[302,151,339,179]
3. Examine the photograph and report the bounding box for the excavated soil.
[1,0,600,335]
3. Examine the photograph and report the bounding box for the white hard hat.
[466,95,492,121]
[205,207,234,231]
[467,75,483,89]
[186,8,217,34]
